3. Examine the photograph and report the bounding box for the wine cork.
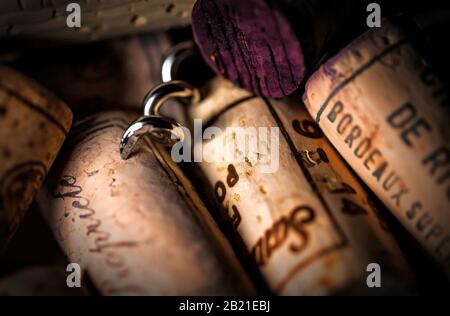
[192,0,398,98]
[192,0,304,98]
[0,266,85,296]
[18,33,172,115]
[303,19,450,277]
[36,111,255,295]
[0,65,72,249]
[188,77,415,295]
[0,0,193,42]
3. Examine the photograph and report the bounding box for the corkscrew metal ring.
[143,80,200,116]
[161,41,196,83]
[120,41,200,160]
[119,115,183,160]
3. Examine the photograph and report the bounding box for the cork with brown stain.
[303,19,450,278]
[36,111,255,295]
[189,77,415,295]
[0,65,72,250]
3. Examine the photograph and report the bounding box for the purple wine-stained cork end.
[303,19,399,107]
[192,0,305,98]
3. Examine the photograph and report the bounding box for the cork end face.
[0,66,74,250]
[0,65,73,133]
[192,0,305,98]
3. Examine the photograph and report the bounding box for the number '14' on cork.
[187,77,415,295]
[303,17,450,277]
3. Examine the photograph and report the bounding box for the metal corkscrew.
[119,42,200,160]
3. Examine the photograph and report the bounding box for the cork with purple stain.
[303,18,450,278]
[192,0,305,98]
